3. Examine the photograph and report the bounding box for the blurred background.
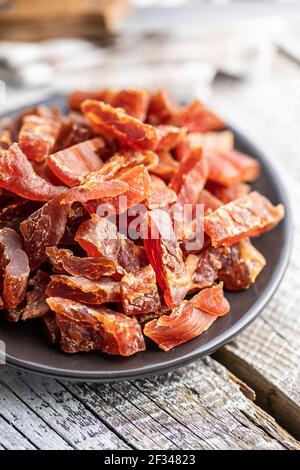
[1,0,300,109]
[1,0,300,188]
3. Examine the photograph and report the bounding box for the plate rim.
[0,96,293,382]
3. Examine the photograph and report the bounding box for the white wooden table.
[0,53,299,451]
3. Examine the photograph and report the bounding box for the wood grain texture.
[212,54,300,439]
[0,358,298,450]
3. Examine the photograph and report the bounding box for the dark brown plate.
[0,95,292,382]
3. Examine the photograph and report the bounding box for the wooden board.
[0,358,298,450]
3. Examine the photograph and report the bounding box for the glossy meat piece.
[205,181,251,203]
[196,189,222,214]
[19,113,62,161]
[150,150,179,182]
[204,191,284,247]
[0,228,29,310]
[43,312,60,344]
[82,100,159,150]
[191,283,230,316]
[46,297,146,356]
[70,88,150,121]
[193,238,266,290]
[46,246,116,279]
[144,300,217,351]
[206,149,260,186]
[170,147,209,205]
[157,125,187,151]
[0,144,66,201]
[143,209,190,308]
[177,100,224,133]
[121,265,161,315]
[75,215,147,274]
[20,195,69,270]
[174,130,234,162]
[46,275,120,305]
[146,175,177,210]
[8,270,50,322]
[47,137,104,186]
[147,90,179,125]
[85,165,153,215]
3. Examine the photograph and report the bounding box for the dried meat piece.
[46,275,120,305]
[8,270,50,322]
[82,100,159,150]
[206,149,260,186]
[0,130,12,151]
[75,215,147,275]
[205,181,251,204]
[145,175,177,210]
[0,228,29,310]
[144,300,217,351]
[19,113,62,162]
[120,265,161,315]
[147,90,179,125]
[46,246,116,279]
[204,191,284,247]
[174,130,233,162]
[150,150,179,182]
[70,88,150,121]
[47,138,104,187]
[177,100,224,133]
[170,147,209,205]
[0,197,42,230]
[42,312,60,343]
[20,195,69,270]
[46,297,145,356]
[196,189,222,215]
[193,238,266,290]
[69,89,110,110]
[109,89,150,121]
[218,238,266,291]
[191,283,230,316]
[142,209,190,308]
[157,125,187,151]
[85,165,153,215]
[0,144,66,201]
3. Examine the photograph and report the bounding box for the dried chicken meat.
[121,265,161,315]
[82,100,159,150]
[20,195,69,270]
[0,87,286,357]
[46,275,120,305]
[47,137,104,186]
[75,215,147,275]
[0,228,29,310]
[143,209,190,308]
[204,191,284,247]
[170,147,209,205]
[144,300,217,351]
[19,112,62,162]
[0,144,66,201]
[177,100,224,133]
[193,238,266,290]
[47,297,145,356]
[46,246,116,279]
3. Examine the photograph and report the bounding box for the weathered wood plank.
[134,357,299,450]
[0,379,71,450]
[211,53,300,439]
[1,357,298,450]
[0,367,130,450]
[0,415,35,450]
